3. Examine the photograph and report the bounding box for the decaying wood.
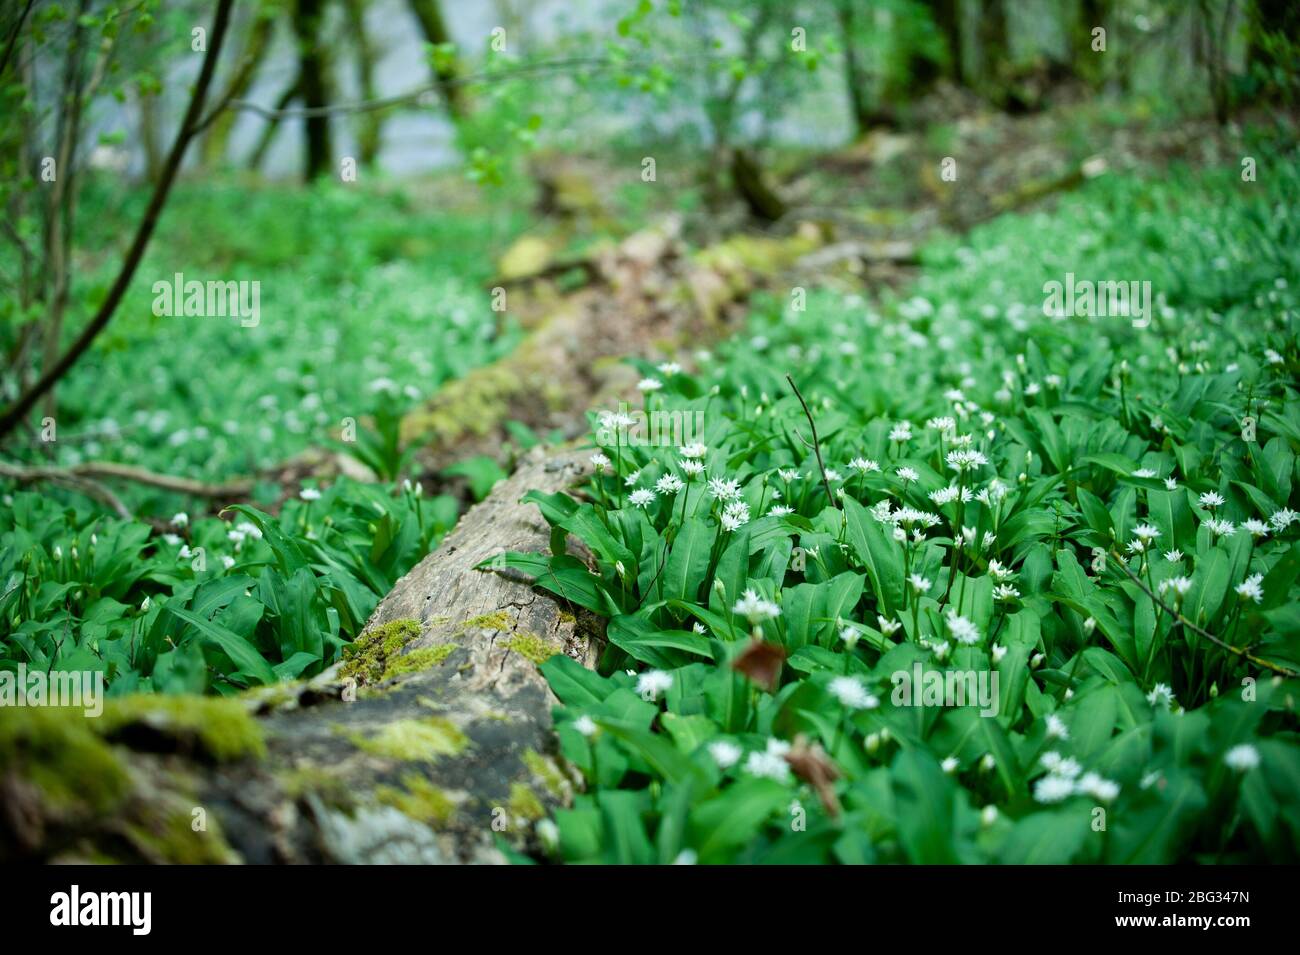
[795,239,919,271]
[0,447,598,865]
[402,217,825,471]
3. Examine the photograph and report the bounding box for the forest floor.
[3,95,1298,864]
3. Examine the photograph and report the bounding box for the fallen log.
[0,447,597,864]
[402,218,825,471]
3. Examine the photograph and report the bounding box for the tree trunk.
[730,147,788,222]
[836,0,877,135]
[247,73,302,172]
[930,0,965,86]
[1070,0,1110,87]
[343,0,382,166]
[977,0,1008,101]
[201,10,276,168]
[137,85,164,184]
[408,0,467,119]
[293,0,332,180]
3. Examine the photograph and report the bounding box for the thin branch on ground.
[0,461,133,519]
[1108,548,1298,679]
[0,459,254,500]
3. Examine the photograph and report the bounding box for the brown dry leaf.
[731,637,786,693]
[784,733,842,818]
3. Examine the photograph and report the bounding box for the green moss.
[340,618,424,686]
[125,808,236,864]
[504,632,560,665]
[0,706,129,813]
[402,362,522,445]
[347,716,469,762]
[383,644,456,679]
[279,765,355,809]
[522,749,568,799]
[498,234,559,281]
[508,783,546,822]
[457,610,514,632]
[102,695,265,762]
[375,773,457,827]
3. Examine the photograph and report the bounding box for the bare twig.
[1108,548,1298,679]
[201,51,729,127]
[0,459,254,500]
[0,0,35,80]
[786,374,837,509]
[0,461,133,519]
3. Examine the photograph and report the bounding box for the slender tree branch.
[0,461,133,519]
[203,52,712,126]
[0,459,254,499]
[786,374,837,509]
[0,0,237,443]
[1108,548,1298,678]
[0,0,35,80]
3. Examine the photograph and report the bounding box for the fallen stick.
[0,459,255,500]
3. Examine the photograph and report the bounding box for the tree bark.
[977,0,1010,102]
[835,0,876,135]
[930,0,964,86]
[292,0,333,179]
[201,9,276,168]
[343,0,382,166]
[1,447,599,864]
[401,218,824,468]
[408,0,467,119]
[730,146,788,222]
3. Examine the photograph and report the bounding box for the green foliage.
[500,153,1300,864]
[0,478,457,695]
[0,179,524,498]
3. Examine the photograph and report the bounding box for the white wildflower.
[1234,573,1264,604]
[828,676,878,710]
[946,612,980,645]
[708,739,743,769]
[636,670,674,700]
[733,588,781,623]
[629,489,657,508]
[1224,743,1260,772]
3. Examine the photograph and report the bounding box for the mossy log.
[0,448,596,865]
[403,218,824,470]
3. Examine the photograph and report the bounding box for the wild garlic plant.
[485,156,1300,864]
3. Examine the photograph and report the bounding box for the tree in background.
[201,1,280,168]
[0,0,236,442]
[342,0,382,165]
[408,0,468,119]
[976,0,1010,104]
[1244,0,1300,105]
[292,0,333,178]
[1072,0,1112,88]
